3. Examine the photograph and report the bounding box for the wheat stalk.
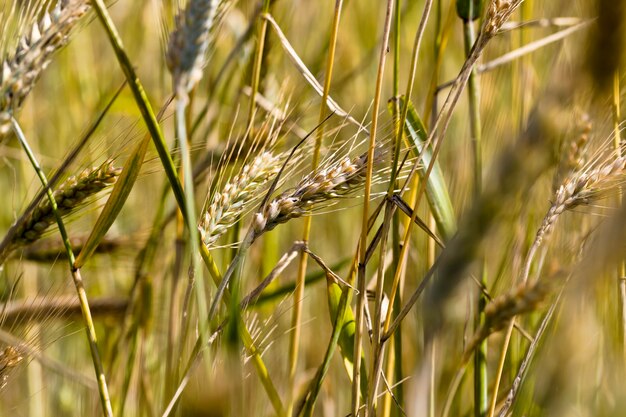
[7,160,121,252]
[252,152,372,238]
[0,0,89,136]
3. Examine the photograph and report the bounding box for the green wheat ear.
[8,160,121,252]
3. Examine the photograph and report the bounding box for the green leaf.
[325,279,368,398]
[390,96,457,241]
[74,134,150,268]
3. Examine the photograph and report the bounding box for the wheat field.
[0,0,625,416]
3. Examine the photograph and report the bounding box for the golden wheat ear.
[0,0,89,136]
[166,0,231,100]
[0,345,23,390]
[252,151,374,237]
[199,151,281,248]
[463,279,552,363]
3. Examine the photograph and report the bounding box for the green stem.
[462,17,488,417]
[247,0,272,128]
[175,100,209,362]
[387,1,404,415]
[301,284,351,417]
[90,0,187,216]
[289,2,344,416]
[11,118,113,417]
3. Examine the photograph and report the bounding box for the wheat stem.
[10,118,113,417]
[247,0,272,127]
[356,1,395,415]
[90,0,187,219]
[175,98,209,383]
[289,2,344,414]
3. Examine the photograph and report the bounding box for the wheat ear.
[463,280,551,363]
[483,0,524,36]
[536,153,626,248]
[519,149,626,283]
[252,152,371,238]
[8,160,121,251]
[553,115,591,189]
[0,345,24,390]
[0,1,89,135]
[166,0,223,100]
[199,151,280,247]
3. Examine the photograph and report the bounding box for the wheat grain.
[199,151,280,247]
[8,160,121,251]
[0,1,89,136]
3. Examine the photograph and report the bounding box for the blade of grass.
[262,13,367,133]
[436,20,592,91]
[75,95,172,268]
[75,128,148,268]
[389,97,456,240]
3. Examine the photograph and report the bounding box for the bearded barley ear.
[252,152,374,238]
[0,1,89,137]
[199,151,281,247]
[7,160,121,252]
[166,0,231,101]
